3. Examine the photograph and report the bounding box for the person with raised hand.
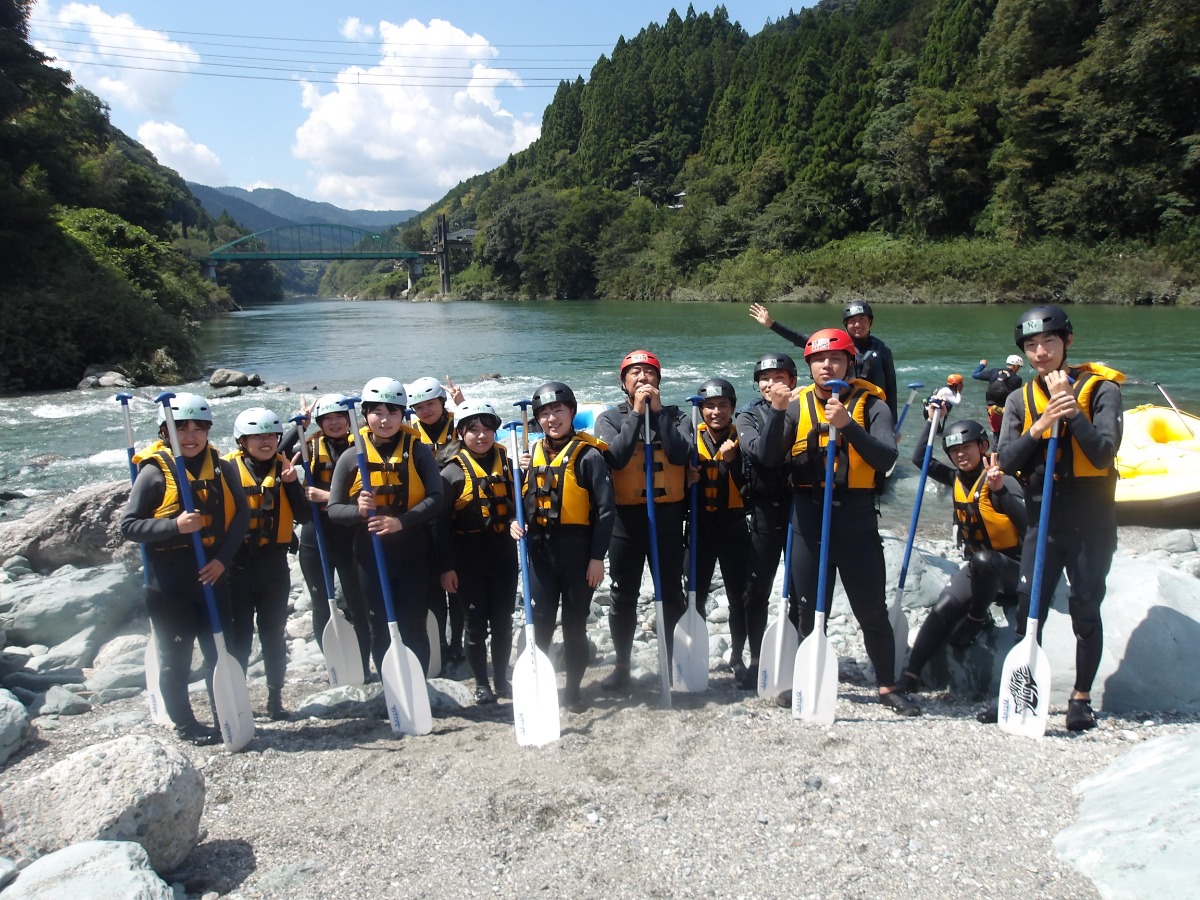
[434,401,518,705]
[510,382,615,713]
[594,351,694,693]
[973,354,1025,445]
[121,393,250,746]
[224,407,309,720]
[760,328,919,716]
[997,305,1124,732]
[327,378,443,676]
[894,420,1026,695]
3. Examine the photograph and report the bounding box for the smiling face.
[460,418,496,455]
[240,432,280,462]
[700,397,734,431]
[169,419,212,458]
[317,411,350,440]
[1022,332,1072,377]
[364,402,405,439]
[536,401,574,440]
[843,313,871,340]
[757,367,796,400]
[948,440,985,472]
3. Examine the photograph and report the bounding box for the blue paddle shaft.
[291,415,338,601]
[343,400,401,625]
[687,397,701,595]
[507,427,537,623]
[897,407,941,589]
[814,380,850,617]
[1027,428,1060,622]
[644,412,664,604]
[153,392,225,635]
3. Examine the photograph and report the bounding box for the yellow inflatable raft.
[1115,404,1200,525]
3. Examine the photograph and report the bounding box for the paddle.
[672,395,709,693]
[343,398,432,736]
[153,392,255,751]
[403,407,444,679]
[792,379,849,725]
[997,421,1058,739]
[1154,382,1196,439]
[506,421,561,746]
[889,405,943,680]
[291,414,364,687]
[757,526,798,699]
[117,393,172,727]
[893,381,925,438]
[643,411,673,707]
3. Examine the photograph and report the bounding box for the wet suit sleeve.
[596,407,640,470]
[280,424,303,457]
[398,442,443,530]
[120,464,176,544]
[433,463,465,574]
[756,402,795,469]
[283,476,310,526]
[659,406,694,466]
[912,420,956,487]
[769,320,809,348]
[1068,380,1122,471]
[841,395,898,474]
[971,363,988,382]
[212,458,250,570]
[326,449,362,528]
[577,447,616,560]
[879,342,898,421]
[992,475,1028,534]
[997,390,1033,473]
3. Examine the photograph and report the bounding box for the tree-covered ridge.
[0,0,281,391]
[389,0,1197,303]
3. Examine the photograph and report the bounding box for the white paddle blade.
[792,628,838,726]
[425,611,442,679]
[321,602,364,687]
[654,604,672,708]
[671,602,709,693]
[889,594,909,683]
[144,629,173,726]
[997,630,1052,739]
[757,612,799,699]
[381,624,433,737]
[512,637,560,747]
[211,635,255,751]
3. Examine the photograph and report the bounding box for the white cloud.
[340,17,375,40]
[31,2,200,117]
[293,17,541,210]
[137,121,226,184]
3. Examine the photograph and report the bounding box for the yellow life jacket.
[610,413,686,505]
[953,470,1021,555]
[789,380,885,491]
[133,442,235,550]
[697,423,744,512]
[529,432,608,528]
[348,424,426,515]
[451,446,513,534]
[1020,362,1125,480]
[307,432,354,490]
[417,413,455,451]
[225,450,294,547]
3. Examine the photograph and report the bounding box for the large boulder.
[209,368,261,388]
[0,688,30,765]
[0,735,204,872]
[0,564,141,648]
[2,840,172,899]
[0,482,134,570]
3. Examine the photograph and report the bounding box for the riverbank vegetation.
[0,1,281,392]
[355,0,1198,305]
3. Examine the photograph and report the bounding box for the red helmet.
[803,328,856,360]
[620,349,661,381]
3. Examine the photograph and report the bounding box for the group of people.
[120,301,1122,745]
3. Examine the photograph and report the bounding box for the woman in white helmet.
[327,378,444,675]
[433,401,518,704]
[224,406,308,720]
[121,392,250,746]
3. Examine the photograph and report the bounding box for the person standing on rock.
[327,378,443,675]
[734,353,798,689]
[687,378,753,687]
[895,418,1026,694]
[594,351,693,692]
[283,394,373,682]
[224,407,308,721]
[121,393,250,746]
[760,328,919,716]
[972,354,1025,445]
[434,401,519,705]
[998,305,1124,732]
[510,382,615,713]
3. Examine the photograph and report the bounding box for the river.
[3,298,1199,531]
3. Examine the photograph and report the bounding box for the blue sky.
[28,1,815,211]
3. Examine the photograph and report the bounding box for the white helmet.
[454,400,501,433]
[234,407,284,438]
[1005,354,1025,368]
[407,376,446,406]
[361,377,407,409]
[313,393,349,420]
[157,392,212,425]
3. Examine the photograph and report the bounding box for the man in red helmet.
[760,328,919,716]
[594,350,694,692]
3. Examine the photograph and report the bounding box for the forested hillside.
[0,0,280,391]
[382,0,1198,303]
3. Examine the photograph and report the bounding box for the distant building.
[447,228,477,242]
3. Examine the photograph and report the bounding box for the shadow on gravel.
[172,837,256,895]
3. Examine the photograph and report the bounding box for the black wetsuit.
[769,320,897,420]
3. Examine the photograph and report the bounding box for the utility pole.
[436,214,450,294]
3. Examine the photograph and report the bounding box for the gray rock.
[0,736,205,872]
[428,678,473,711]
[2,840,172,899]
[1155,529,1196,554]
[206,385,242,399]
[33,685,91,717]
[0,856,16,890]
[0,688,30,764]
[295,684,385,719]
[0,482,135,570]
[0,563,140,647]
[208,368,261,388]
[2,556,31,572]
[28,626,101,671]
[85,662,149,694]
[92,633,151,671]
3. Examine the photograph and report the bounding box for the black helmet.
[942,419,989,453]
[531,381,577,416]
[843,300,873,322]
[752,352,798,381]
[697,378,736,406]
[1014,305,1072,349]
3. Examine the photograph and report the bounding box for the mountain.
[186,182,294,234]
[201,185,418,232]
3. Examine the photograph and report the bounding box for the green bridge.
[210,224,424,261]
